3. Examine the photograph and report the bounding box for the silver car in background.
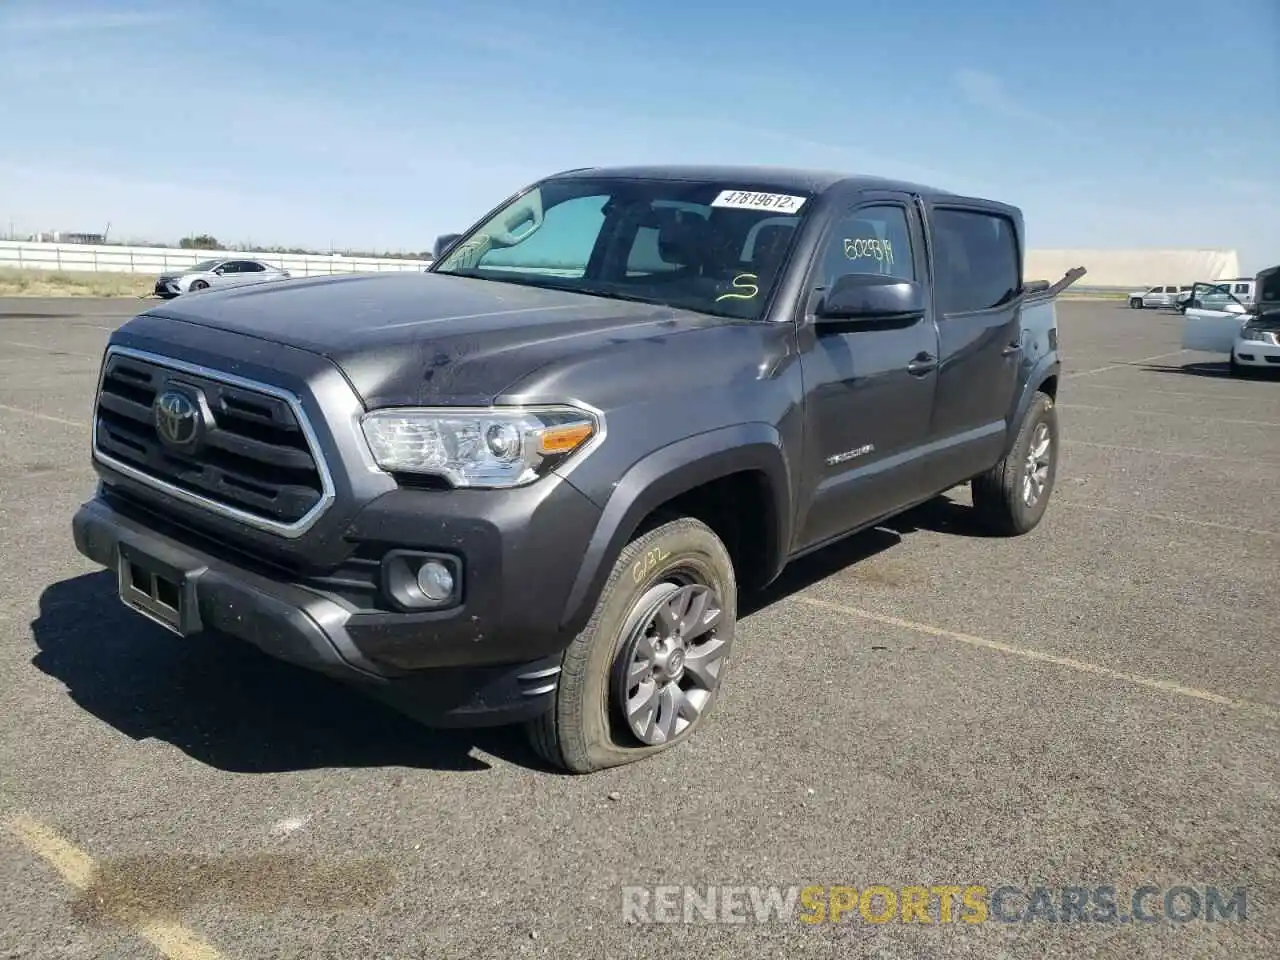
[152,258,291,298]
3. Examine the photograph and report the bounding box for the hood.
[1246,308,1280,332]
[139,271,735,407]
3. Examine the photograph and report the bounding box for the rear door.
[792,191,940,549]
[223,261,266,288]
[918,201,1025,488]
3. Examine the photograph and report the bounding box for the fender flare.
[1005,356,1061,456]
[559,422,792,635]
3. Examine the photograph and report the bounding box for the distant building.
[1025,248,1241,289]
[30,231,108,244]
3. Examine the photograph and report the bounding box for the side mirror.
[434,233,462,260]
[816,274,925,322]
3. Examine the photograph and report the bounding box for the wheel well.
[632,471,779,592]
[1039,374,1058,400]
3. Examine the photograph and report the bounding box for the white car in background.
[1128,283,1191,309]
[152,258,291,298]
[1180,268,1280,376]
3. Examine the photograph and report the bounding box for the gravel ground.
[0,297,1276,960]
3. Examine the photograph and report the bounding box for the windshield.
[431,177,813,320]
[187,259,223,272]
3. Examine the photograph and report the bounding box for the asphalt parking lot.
[0,296,1277,960]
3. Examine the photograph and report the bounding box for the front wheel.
[525,517,737,773]
[971,392,1059,536]
[1129,298,1143,309]
[188,279,209,292]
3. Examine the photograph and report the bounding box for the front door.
[1182,282,1249,353]
[793,195,940,551]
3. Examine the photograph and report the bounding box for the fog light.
[416,560,454,602]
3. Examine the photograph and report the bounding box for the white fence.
[0,240,431,277]
[0,239,1249,291]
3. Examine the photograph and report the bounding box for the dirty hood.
[141,272,730,407]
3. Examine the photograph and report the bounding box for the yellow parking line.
[5,814,225,960]
[1056,500,1280,538]
[0,402,86,428]
[793,596,1280,720]
[0,339,100,359]
[1064,349,1190,378]
[1058,402,1280,428]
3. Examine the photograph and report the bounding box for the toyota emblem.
[154,389,200,446]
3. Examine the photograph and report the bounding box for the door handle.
[906,354,937,375]
[1002,341,1023,356]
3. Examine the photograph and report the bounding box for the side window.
[218,262,240,274]
[243,261,266,273]
[625,226,670,274]
[625,205,710,276]
[741,216,800,262]
[480,194,608,277]
[932,208,1021,314]
[817,204,915,289]
[1234,283,1250,295]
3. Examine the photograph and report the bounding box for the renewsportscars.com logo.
[621,884,1249,925]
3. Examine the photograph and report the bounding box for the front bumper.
[71,495,567,726]
[1233,338,1280,368]
[153,278,180,298]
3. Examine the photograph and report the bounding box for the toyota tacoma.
[72,165,1083,772]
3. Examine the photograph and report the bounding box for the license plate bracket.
[117,542,201,636]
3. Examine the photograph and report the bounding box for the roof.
[548,164,955,200]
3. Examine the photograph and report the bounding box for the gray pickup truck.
[72,165,1083,773]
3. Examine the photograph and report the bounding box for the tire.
[525,516,737,774]
[971,391,1059,536]
[1229,354,1244,378]
[1129,298,1142,309]
[189,279,209,291]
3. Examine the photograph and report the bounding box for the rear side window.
[931,209,1020,314]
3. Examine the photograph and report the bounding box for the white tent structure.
[1025,248,1241,290]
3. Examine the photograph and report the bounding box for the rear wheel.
[525,517,737,774]
[971,392,1059,536]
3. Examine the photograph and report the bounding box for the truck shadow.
[740,494,991,616]
[29,571,516,774]
[1137,360,1236,379]
[31,497,974,776]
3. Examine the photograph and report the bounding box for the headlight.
[1241,328,1277,344]
[360,405,601,488]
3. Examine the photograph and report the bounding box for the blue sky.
[1,0,1276,270]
